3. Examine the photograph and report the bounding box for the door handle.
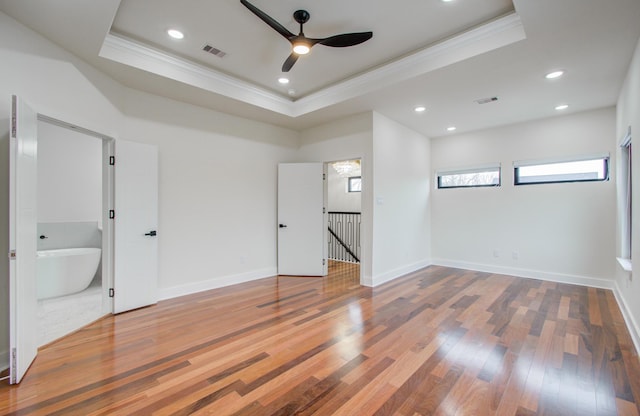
[279,224,287,228]
[144,230,157,237]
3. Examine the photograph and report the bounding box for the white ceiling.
[1,0,639,138]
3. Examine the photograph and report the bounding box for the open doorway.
[8,96,157,384]
[326,159,361,281]
[35,116,114,346]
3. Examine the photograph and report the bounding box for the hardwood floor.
[2,263,640,415]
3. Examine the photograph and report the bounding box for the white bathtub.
[37,248,102,300]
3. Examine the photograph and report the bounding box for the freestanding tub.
[36,248,102,300]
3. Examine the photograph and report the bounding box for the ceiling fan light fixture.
[292,42,310,55]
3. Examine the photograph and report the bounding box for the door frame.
[36,114,115,315]
[324,158,366,286]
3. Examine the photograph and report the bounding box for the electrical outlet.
[512,251,519,260]
[493,249,500,258]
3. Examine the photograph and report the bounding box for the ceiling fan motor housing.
[293,10,310,25]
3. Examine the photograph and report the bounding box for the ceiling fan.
[240,0,373,72]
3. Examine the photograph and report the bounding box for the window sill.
[617,257,632,272]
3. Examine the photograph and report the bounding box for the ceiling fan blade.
[282,53,299,72]
[240,0,294,40]
[316,32,373,48]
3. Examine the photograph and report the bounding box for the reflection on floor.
[324,260,361,292]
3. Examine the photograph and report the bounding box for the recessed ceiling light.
[167,29,184,40]
[447,126,457,131]
[441,0,455,2]
[555,104,569,110]
[288,89,296,96]
[414,106,427,113]
[545,70,564,79]
[278,77,290,85]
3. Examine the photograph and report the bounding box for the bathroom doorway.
[35,116,114,346]
[8,96,157,384]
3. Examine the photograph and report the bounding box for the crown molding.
[293,13,525,116]
[99,33,296,116]
[99,12,525,118]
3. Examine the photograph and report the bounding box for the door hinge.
[323,207,326,214]
[323,259,326,266]
[109,156,115,166]
[109,210,115,219]
[109,288,115,298]
[323,173,326,180]
[10,348,17,384]
[8,250,16,260]
[11,96,16,138]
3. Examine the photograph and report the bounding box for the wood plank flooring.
[2,262,640,415]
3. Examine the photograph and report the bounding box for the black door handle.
[145,230,157,237]
[279,224,287,228]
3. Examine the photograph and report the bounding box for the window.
[348,176,361,192]
[514,155,609,185]
[437,165,501,189]
[619,128,632,270]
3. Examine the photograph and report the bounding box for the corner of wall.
[371,260,432,287]
[300,111,373,144]
[158,267,277,301]
[613,280,640,356]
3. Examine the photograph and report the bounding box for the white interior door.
[113,140,158,313]
[278,163,328,276]
[9,95,38,384]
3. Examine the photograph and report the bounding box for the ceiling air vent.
[202,44,227,58]
[475,96,499,105]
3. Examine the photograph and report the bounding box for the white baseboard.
[613,281,640,356]
[0,348,8,373]
[370,259,432,287]
[158,267,277,301]
[431,258,615,289]
[361,274,374,287]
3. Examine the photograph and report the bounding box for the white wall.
[616,36,640,350]
[371,113,432,285]
[327,165,361,212]
[298,113,374,283]
[37,121,102,223]
[431,107,617,287]
[122,89,299,296]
